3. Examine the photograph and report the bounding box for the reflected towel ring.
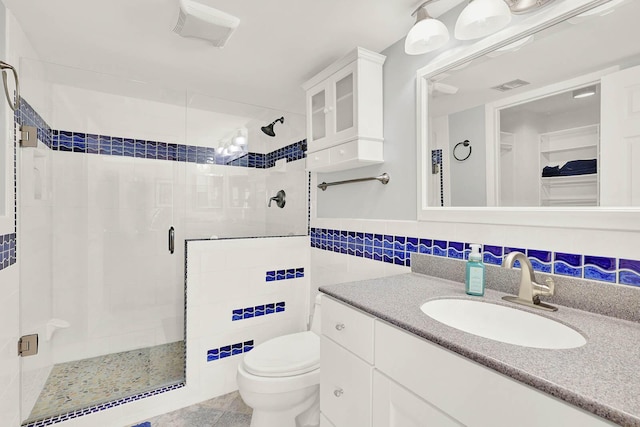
[0,61,19,111]
[453,139,472,161]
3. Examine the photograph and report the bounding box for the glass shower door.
[18,59,186,425]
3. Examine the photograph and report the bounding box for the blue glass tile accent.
[383,248,394,263]
[483,245,503,265]
[276,301,285,312]
[243,340,254,352]
[267,267,304,282]
[447,241,464,259]
[383,235,394,249]
[58,131,73,152]
[355,232,364,246]
[167,143,178,161]
[123,138,135,157]
[433,240,447,257]
[394,236,406,252]
[86,134,99,154]
[133,423,151,427]
[187,145,197,163]
[374,234,384,247]
[266,303,275,314]
[276,269,286,280]
[504,247,526,268]
[265,270,275,282]
[157,142,168,160]
[406,237,418,253]
[364,233,374,247]
[418,238,432,254]
[177,144,187,162]
[619,259,640,286]
[72,133,86,153]
[527,249,552,273]
[554,253,582,278]
[296,267,304,278]
[232,309,243,321]
[584,255,617,282]
[133,139,145,157]
[111,137,124,156]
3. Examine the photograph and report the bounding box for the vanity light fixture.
[455,0,512,40]
[404,0,450,55]
[572,85,597,99]
[504,0,556,15]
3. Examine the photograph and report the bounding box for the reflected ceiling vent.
[174,0,240,47]
[491,79,530,92]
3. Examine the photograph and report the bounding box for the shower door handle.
[168,226,175,254]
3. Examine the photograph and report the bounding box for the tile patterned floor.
[129,391,252,427]
[27,341,185,423]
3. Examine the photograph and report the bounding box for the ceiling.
[3,0,463,114]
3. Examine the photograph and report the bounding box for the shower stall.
[17,58,308,426]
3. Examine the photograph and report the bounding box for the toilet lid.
[243,331,320,377]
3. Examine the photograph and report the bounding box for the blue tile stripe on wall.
[232,301,285,321]
[0,233,16,271]
[22,383,185,427]
[265,267,304,281]
[16,96,307,169]
[309,227,640,287]
[207,340,254,362]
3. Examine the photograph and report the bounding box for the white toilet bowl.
[237,296,322,427]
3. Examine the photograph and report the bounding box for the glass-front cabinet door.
[306,62,357,153]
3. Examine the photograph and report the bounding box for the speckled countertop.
[320,273,640,427]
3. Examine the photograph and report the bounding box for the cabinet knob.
[323,108,329,114]
[335,323,345,331]
[333,388,344,397]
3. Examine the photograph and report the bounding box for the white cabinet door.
[320,336,373,427]
[600,64,640,206]
[372,370,463,427]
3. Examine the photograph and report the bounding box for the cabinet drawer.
[307,149,330,170]
[322,296,374,363]
[320,336,373,427]
[328,140,359,164]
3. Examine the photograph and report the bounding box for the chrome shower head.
[261,117,284,137]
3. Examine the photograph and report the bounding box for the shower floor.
[26,340,185,424]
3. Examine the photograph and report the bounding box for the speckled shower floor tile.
[26,341,185,423]
[129,391,252,427]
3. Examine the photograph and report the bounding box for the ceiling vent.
[174,0,240,47]
[491,79,531,92]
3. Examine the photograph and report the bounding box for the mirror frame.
[416,0,640,231]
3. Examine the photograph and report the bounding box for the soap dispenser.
[465,244,485,296]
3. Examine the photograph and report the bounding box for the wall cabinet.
[321,296,614,427]
[539,124,599,206]
[302,47,385,172]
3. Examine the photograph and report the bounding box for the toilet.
[237,294,322,427]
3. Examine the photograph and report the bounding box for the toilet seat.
[243,331,320,377]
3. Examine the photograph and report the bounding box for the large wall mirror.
[417,0,640,230]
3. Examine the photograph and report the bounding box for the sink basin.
[420,299,586,349]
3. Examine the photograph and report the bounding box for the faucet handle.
[533,276,555,297]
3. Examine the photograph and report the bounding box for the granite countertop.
[320,273,640,427]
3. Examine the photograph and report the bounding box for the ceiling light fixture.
[573,85,597,99]
[455,0,512,40]
[504,0,556,14]
[404,0,450,55]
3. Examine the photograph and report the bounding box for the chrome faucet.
[501,251,557,312]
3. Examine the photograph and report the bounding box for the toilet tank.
[310,293,323,335]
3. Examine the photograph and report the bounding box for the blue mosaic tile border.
[232,301,285,321]
[23,382,185,427]
[309,227,640,287]
[207,340,254,362]
[0,233,16,271]
[266,267,304,281]
[17,96,306,169]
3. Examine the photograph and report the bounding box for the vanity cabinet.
[321,296,615,427]
[320,296,374,427]
[302,47,385,172]
[539,124,599,206]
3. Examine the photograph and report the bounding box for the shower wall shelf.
[302,47,386,172]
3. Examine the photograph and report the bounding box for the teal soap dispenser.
[465,244,485,296]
